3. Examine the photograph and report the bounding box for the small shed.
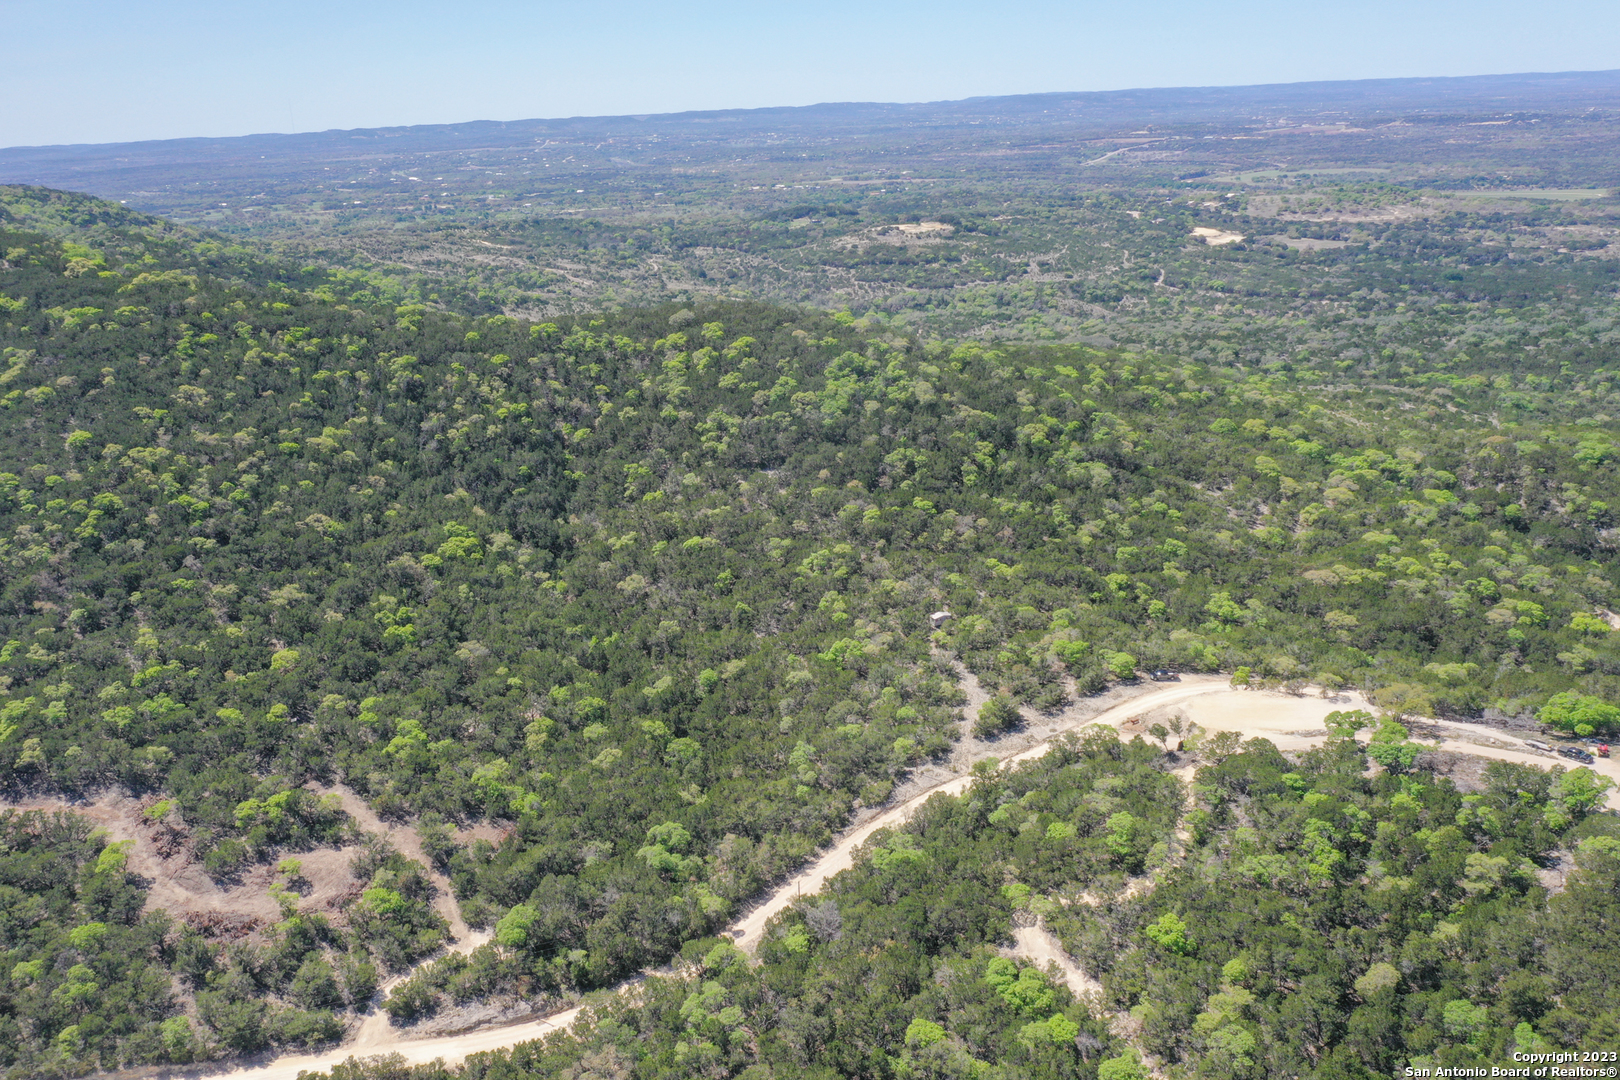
[929,610,953,630]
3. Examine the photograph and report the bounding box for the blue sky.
[7,0,1618,147]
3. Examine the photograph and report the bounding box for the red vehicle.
[1600,744,1611,759]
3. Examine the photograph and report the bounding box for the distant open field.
[1437,188,1614,200]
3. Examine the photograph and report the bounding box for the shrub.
[973,695,1022,738]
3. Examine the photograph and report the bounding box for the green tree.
[1107,652,1139,680]
[974,695,1022,738]
[1098,1052,1149,1080]
[1143,911,1194,955]
[1539,692,1620,735]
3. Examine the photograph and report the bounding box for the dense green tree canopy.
[1,186,1618,1075]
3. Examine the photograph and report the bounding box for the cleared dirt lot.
[1190,226,1244,246]
[2,790,360,928]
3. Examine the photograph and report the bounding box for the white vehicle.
[1525,740,1552,752]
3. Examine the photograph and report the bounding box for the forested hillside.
[2,186,1619,1075]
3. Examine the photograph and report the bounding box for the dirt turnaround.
[59,676,1620,1080]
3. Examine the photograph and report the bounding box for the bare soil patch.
[1191,226,1244,246]
[1266,236,1350,250]
[834,222,954,249]
[310,784,483,949]
[1,791,364,929]
[1006,923,1104,1001]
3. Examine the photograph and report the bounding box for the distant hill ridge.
[3,68,1618,173]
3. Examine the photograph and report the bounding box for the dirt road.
[166,1003,591,1080]
[125,678,1228,1079]
[308,785,492,1051]
[35,676,1618,1078]
[1009,924,1105,1000]
[311,784,486,953]
[732,676,1223,950]
[1165,686,1620,807]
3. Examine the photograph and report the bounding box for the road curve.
[191,678,1222,1079]
[731,677,1222,950]
[166,1004,589,1080]
[162,675,1614,1078]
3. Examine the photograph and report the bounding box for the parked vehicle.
[1525,740,1552,752]
[1558,746,1596,764]
[1600,744,1611,759]
[1149,670,1179,682]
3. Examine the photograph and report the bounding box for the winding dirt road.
[90,676,1620,1079]
[733,676,1223,951]
[188,677,1254,1079]
[307,786,492,1052]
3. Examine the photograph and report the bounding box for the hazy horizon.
[5,66,1619,154]
[8,0,1620,147]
